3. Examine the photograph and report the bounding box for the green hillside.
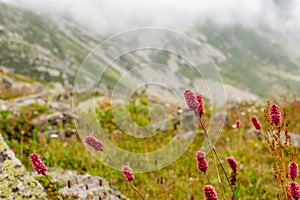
[199,22,300,96]
[1,2,300,97]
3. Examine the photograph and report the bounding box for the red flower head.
[122,166,134,181]
[289,161,299,181]
[269,104,281,125]
[251,116,262,130]
[203,185,218,200]
[30,153,47,175]
[288,182,300,200]
[184,90,199,112]
[196,151,208,173]
[84,136,103,151]
[235,119,241,128]
[227,157,238,172]
[196,95,205,117]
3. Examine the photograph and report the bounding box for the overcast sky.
[2,0,300,46]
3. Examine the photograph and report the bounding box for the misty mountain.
[0,2,299,98]
[0,2,99,83]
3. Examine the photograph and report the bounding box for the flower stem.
[280,147,289,200]
[128,181,146,200]
[211,154,226,200]
[105,152,146,200]
[205,173,212,185]
[199,118,234,193]
[45,174,64,200]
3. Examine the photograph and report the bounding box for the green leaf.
[234,180,241,199]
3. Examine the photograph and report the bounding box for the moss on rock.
[0,134,47,199]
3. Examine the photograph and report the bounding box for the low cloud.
[2,0,300,47]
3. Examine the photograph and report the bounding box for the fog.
[2,0,300,48]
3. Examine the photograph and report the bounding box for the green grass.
[1,93,300,199]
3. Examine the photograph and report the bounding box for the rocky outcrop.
[0,134,129,200]
[0,134,48,199]
[42,169,129,200]
[0,67,45,99]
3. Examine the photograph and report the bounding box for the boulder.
[0,134,47,199]
[43,169,129,200]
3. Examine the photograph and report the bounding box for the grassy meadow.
[1,90,300,199]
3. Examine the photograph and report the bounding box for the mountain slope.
[1,2,300,98]
[0,2,97,83]
[197,22,300,96]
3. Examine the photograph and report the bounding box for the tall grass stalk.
[198,118,234,193]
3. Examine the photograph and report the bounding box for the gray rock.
[46,112,64,123]
[0,66,12,73]
[0,100,7,111]
[48,102,71,112]
[45,111,79,126]
[45,169,129,200]
[0,134,47,199]
[32,111,79,139]
[2,76,13,89]
[13,93,48,107]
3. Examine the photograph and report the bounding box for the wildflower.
[203,185,218,200]
[288,182,300,200]
[30,153,47,175]
[196,151,208,174]
[227,157,239,190]
[235,119,240,128]
[196,95,205,117]
[122,166,134,181]
[184,90,199,112]
[229,170,238,191]
[251,116,262,130]
[84,136,103,151]
[227,157,238,172]
[269,104,281,125]
[289,162,299,181]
